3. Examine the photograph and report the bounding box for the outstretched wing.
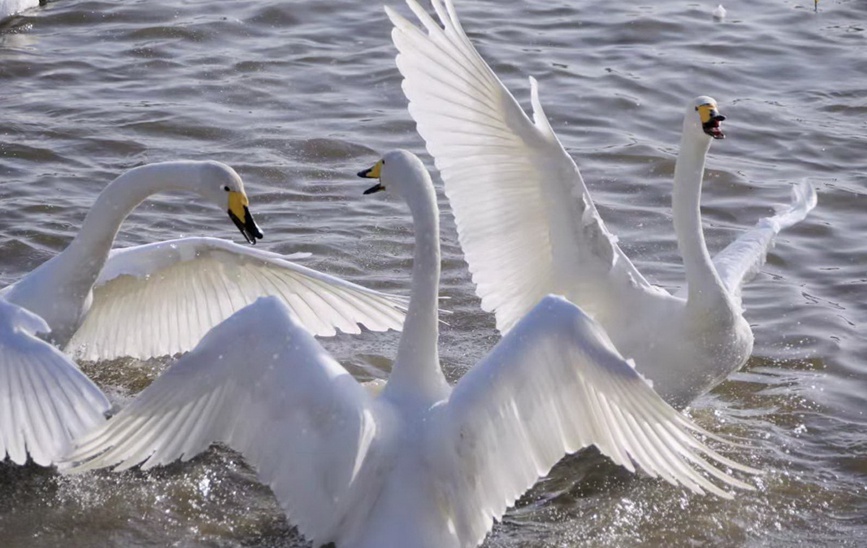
[62,297,376,545]
[713,181,816,305]
[388,0,654,334]
[0,298,109,466]
[430,295,756,546]
[66,237,407,360]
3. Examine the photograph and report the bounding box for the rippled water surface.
[1,0,866,546]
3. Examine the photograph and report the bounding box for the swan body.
[64,151,756,548]
[1,160,406,465]
[388,0,817,408]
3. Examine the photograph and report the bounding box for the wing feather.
[388,0,653,334]
[66,237,407,360]
[62,296,376,545]
[0,298,109,466]
[430,295,757,546]
[712,181,817,304]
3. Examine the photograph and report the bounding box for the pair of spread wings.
[64,295,756,546]
[389,0,816,333]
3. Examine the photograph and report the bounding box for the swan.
[63,151,756,548]
[0,0,39,22]
[387,0,817,408]
[1,160,406,465]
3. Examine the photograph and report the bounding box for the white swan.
[63,151,756,548]
[387,0,817,408]
[1,160,406,465]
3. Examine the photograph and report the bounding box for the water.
[1,0,865,545]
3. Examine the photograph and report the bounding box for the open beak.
[228,191,264,244]
[697,104,726,140]
[358,160,385,195]
[702,111,726,140]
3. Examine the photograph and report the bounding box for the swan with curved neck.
[2,160,408,466]
[64,150,756,548]
[3,161,262,346]
[388,0,817,408]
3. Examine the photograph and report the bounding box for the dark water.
[1,0,865,546]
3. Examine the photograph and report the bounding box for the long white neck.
[672,131,728,310]
[61,162,209,284]
[382,168,449,407]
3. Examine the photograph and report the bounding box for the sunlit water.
[1,0,865,546]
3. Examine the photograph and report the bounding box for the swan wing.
[387,0,654,334]
[713,182,816,304]
[62,297,377,545]
[66,237,407,361]
[431,295,756,545]
[0,298,109,466]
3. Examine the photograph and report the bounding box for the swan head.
[198,161,264,245]
[689,96,726,140]
[357,150,433,204]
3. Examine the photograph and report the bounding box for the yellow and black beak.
[228,191,264,244]
[696,103,726,140]
[358,160,385,195]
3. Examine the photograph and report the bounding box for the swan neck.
[66,164,198,278]
[384,181,448,404]
[672,132,726,307]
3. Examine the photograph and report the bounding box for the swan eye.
[223,185,231,192]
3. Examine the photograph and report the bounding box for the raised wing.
[62,297,377,544]
[66,237,407,360]
[430,295,756,546]
[713,181,816,305]
[0,298,109,466]
[387,0,654,334]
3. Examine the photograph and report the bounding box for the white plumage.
[67,237,406,361]
[0,0,39,22]
[63,151,756,548]
[0,298,109,466]
[388,0,817,407]
[1,160,405,465]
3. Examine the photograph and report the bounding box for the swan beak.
[697,103,726,140]
[228,191,264,245]
[358,160,386,195]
